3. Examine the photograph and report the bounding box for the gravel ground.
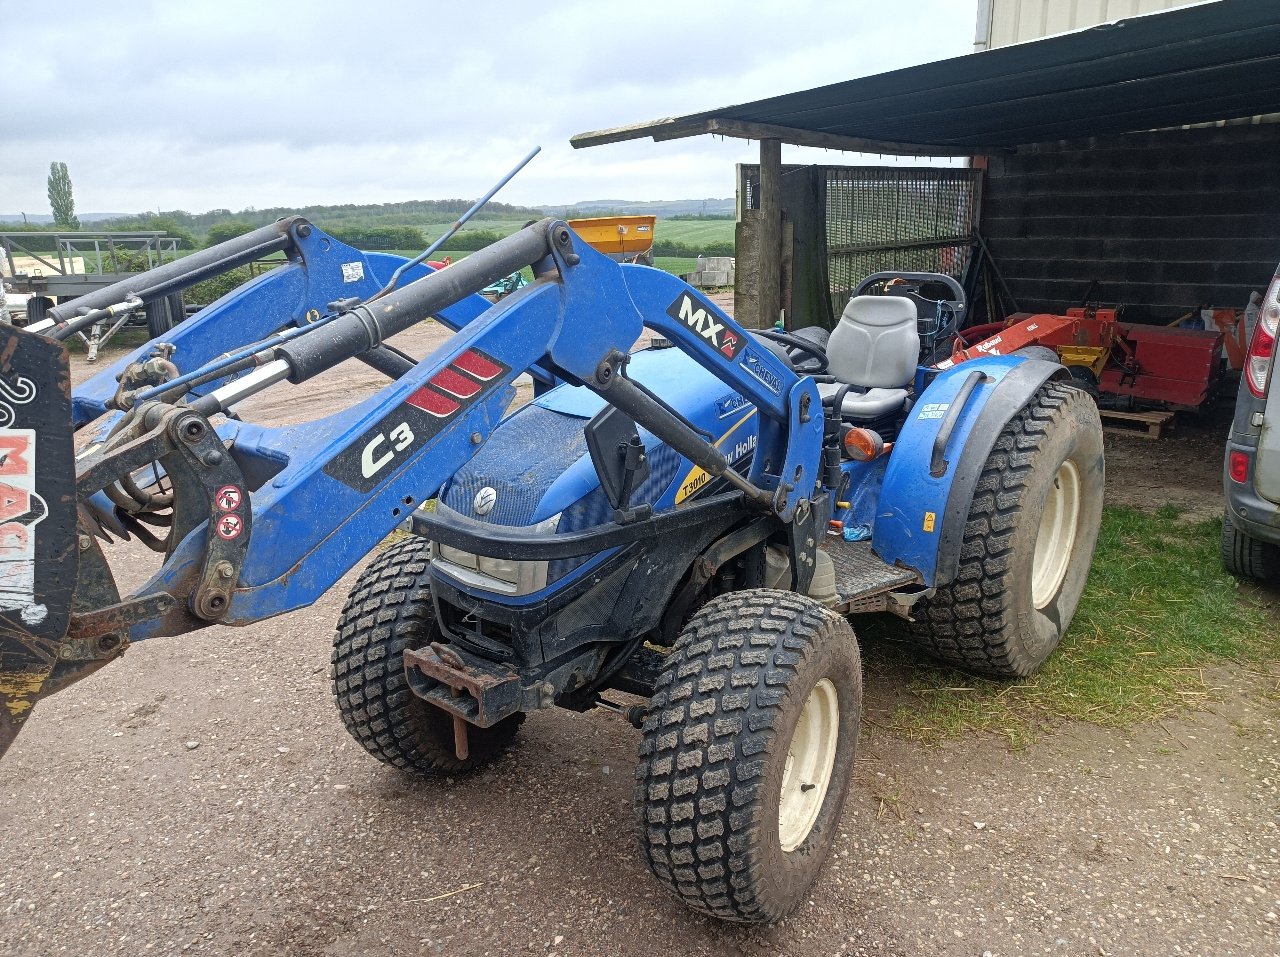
[3,304,1277,956]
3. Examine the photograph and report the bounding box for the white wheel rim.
[778,678,840,853]
[1031,459,1081,609]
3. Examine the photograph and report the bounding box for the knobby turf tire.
[636,589,862,923]
[1221,510,1280,582]
[909,381,1104,678]
[25,296,52,327]
[331,537,522,776]
[145,297,175,338]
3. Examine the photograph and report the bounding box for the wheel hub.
[778,677,840,852]
[1031,459,1081,609]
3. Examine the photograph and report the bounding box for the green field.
[653,219,735,248]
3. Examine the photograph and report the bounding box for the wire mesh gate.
[740,165,982,321]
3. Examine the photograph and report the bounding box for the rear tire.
[25,295,53,327]
[145,296,180,338]
[909,381,1104,677]
[1221,510,1280,582]
[331,537,522,775]
[636,589,861,922]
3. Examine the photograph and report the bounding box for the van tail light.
[1246,272,1280,398]
[1229,450,1249,484]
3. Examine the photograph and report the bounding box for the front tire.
[636,589,862,922]
[331,538,522,775]
[910,381,1104,677]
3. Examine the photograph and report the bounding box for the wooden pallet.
[1100,408,1176,440]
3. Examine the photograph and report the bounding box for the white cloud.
[0,0,976,214]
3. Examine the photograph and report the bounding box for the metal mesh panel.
[741,165,980,319]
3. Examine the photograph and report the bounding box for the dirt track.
[3,314,1278,956]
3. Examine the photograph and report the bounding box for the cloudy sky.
[3,0,977,215]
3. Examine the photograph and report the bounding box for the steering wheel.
[753,328,829,375]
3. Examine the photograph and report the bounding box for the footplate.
[403,641,523,728]
[827,538,922,615]
[0,324,80,755]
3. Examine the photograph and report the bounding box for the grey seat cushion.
[817,382,909,419]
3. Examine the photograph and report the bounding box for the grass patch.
[655,219,736,249]
[861,505,1280,746]
[652,256,699,275]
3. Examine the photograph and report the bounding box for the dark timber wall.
[982,124,1280,323]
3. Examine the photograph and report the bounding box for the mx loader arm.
[0,218,821,757]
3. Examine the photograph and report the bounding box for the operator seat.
[821,295,919,419]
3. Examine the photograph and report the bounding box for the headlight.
[436,543,477,570]
[477,554,520,583]
[431,513,559,596]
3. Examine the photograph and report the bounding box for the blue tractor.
[0,217,1103,921]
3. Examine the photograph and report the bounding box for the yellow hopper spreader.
[566,215,656,264]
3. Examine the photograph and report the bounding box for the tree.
[144,216,198,249]
[47,162,79,229]
[205,220,256,247]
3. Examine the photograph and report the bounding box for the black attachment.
[584,405,651,521]
[0,325,79,756]
[589,353,773,510]
[413,491,745,561]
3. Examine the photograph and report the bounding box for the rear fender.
[873,357,1067,587]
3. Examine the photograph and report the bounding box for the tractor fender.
[872,357,1067,587]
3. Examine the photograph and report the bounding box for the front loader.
[0,217,1103,921]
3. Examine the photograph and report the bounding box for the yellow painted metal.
[1056,344,1109,378]
[566,215,656,257]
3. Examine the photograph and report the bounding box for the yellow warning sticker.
[923,511,936,533]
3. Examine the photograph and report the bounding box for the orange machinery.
[942,306,1225,410]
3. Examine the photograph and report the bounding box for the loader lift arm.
[0,218,821,755]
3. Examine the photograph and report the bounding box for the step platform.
[826,537,922,614]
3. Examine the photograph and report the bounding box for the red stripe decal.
[405,387,459,417]
[431,367,483,399]
[452,350,503,381]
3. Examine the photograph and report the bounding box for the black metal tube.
[596,373,730,478]
[356,345,417,379]
[275,219,556,383]
[49,299,136,341]
[47,218,302,323]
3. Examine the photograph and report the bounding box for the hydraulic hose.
[274,219,556,384]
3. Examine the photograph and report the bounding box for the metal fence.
[741,165,981,318]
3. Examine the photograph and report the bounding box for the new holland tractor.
[0,215,1103,921]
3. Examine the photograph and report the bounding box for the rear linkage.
[0,215,822,758]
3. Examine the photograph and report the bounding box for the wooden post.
[757,138,782,330]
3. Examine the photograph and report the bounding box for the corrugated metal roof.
[572,0,1280,156]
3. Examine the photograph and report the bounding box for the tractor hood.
[438,345,755,531]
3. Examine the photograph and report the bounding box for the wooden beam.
[572,116,1000,157]
[570,117,701,149]
[757,138,783,331]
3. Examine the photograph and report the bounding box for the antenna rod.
[369,145,542,301]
